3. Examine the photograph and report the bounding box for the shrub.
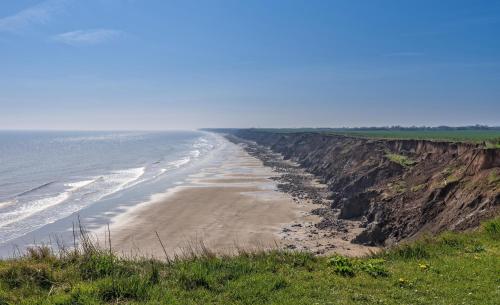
[328,255,355,277]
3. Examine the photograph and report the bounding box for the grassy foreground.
[0,219,499,305]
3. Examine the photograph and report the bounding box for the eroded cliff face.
[231,130,500,246]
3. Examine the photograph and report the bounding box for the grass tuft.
[384,242,430,260]
[0,262,54,290]
[359,259,389,278]
[483,218,500,239]
[97,276,149,302]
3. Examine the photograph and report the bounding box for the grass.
[327,129,500,145]
[387,180,407,194]
[386,153,416,167]
[411,183,426,192]
[0,218,499,304]
[247,128,500,146]
[488,170,500,186]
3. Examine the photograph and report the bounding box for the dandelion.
[419,262,429,270]
[398,278,410,287]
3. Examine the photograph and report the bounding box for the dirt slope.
[229,130,500,246]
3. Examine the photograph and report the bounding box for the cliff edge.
[226,129,500,246]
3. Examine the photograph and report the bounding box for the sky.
[0,0,499,130]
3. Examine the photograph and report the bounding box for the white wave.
[0,191,71,229]
[193,137,210,148]
[168,157,191,168]
[105,167,146,192]
[154,137,215,176]
[190,150,201,158]
[65,179,96,190]
[0,200,15,209]
[0,168,145,232]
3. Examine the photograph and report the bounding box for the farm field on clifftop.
[0,218,499,305]
[327,130,500,146]
[249,128,500,147]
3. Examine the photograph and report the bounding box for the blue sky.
[1,0,499,130]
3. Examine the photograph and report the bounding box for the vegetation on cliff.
[0,218,498,305]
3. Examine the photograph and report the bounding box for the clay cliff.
[226,129,500,246]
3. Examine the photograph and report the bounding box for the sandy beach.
[106,137,377,258]
[108,140,310,258]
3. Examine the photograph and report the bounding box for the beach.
[108,136,377,258]
[109,141,309,258]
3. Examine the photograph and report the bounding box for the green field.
[327,130,500,146]
[1,218,499,305]
[250,128,500,147]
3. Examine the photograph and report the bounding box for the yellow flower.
[398,278,410,287]
[419,263,429,270]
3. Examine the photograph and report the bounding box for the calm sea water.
[0,130,220,254]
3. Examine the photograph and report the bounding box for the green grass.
[249,128,500,145]
[386,153,417,167]
[0,218,499,305]
[327,129,500,144]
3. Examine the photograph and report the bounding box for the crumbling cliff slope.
[231,130,500,246]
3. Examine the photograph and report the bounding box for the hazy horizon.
[1,0,499,130]
[1,125,500,132]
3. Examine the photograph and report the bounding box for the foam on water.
[0,131,221,248]
[0,200,14,209]
[168,157,191,168]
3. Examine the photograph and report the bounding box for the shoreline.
[0,131,225,258]
[107,139,310,258]
[106,135,377,258]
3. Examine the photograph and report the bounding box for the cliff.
[228,129,500,246]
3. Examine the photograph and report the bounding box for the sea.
[0,130,223,257]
